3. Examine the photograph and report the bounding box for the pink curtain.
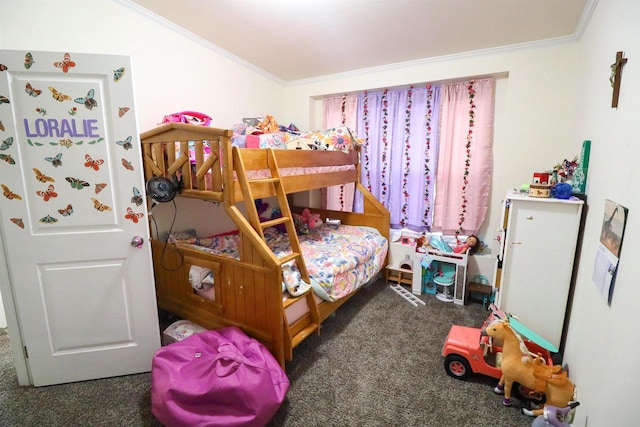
[432,78,495,236]
[322,95,358,211]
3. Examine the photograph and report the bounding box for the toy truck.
[442,305,554,402]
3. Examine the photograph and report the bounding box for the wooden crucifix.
[610,51,628,108]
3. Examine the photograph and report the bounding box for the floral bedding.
[231,126,363,153]
[173,224,388,302]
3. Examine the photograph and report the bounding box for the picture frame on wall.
[592,199,629,305]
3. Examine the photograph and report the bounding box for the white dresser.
[497,192,584,350]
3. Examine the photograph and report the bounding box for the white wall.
[562,1,640,426]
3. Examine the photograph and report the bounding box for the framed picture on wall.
[592,199,629,305]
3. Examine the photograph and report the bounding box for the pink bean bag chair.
[151,326,289,426]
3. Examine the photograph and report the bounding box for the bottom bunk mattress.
[173,224,388,302]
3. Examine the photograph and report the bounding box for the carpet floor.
[1,280,535,426]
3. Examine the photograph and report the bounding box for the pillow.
[167,229,197,243]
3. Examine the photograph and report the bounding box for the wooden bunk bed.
[140,122,390,367]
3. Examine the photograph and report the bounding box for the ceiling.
[129,0,590,82]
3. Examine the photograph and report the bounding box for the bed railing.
[140,123,232,202]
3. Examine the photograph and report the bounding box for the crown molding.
[116,0,286,86]
[118,0,599,88]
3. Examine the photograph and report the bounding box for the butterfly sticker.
[1,137,13,150]
[0,95,9,105]
[131,187,143,206]
[39,215,58,224]
[54,52,76,73]
[0,154,15,164]
[0,64,7,72]
[116,136,132,150]
[58,139,74,148]
[74,88,97,110]
[84,154,104,171]
[113,67,125,82]
[24,53,34,69]
[10,218,24,229]
[33,168,55,183]
[125,207,144,223]
[0,136,13,151]
[45,152,63,167]
[36,184,58,201]
[91,198,112,212]
[118,107,130,117]
[49,87,72,102]
[58,204,73,217]
[2,184,22,200]
[25,83,42,97]
[95,183,107,194]
[121,158,133,171]
[66,176,90,190]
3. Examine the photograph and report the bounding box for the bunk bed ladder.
[233,148,320,355]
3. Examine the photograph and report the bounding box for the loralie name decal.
[23,118,100,139]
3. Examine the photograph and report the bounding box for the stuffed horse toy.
[482,318,576,417]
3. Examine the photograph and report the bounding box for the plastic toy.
[454,234,480,254]
[483,317,575,417]
[299,208,321,229]
[531,402,580,427]
[415,235,427,253]
[551,182,573,199]
[442,305,552,405]
[255,199,285,232]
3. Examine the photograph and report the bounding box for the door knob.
[131,236,144,249]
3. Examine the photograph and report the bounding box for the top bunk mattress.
[172,224,388,302]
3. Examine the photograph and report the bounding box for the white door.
[0,50,160,386]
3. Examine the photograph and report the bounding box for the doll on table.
[454,235,480,254]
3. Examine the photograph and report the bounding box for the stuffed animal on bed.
[256,199,286,232]
[300,208,321,229]
[256,115,280,134]
[292,208,322,235]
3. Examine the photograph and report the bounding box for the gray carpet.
[1,281,534,426]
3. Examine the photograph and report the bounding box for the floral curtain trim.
[400,86,413,227]
[456,80,476,237]
[423,84,434,229]
[362,91,372,193]
[380,89,389,202]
